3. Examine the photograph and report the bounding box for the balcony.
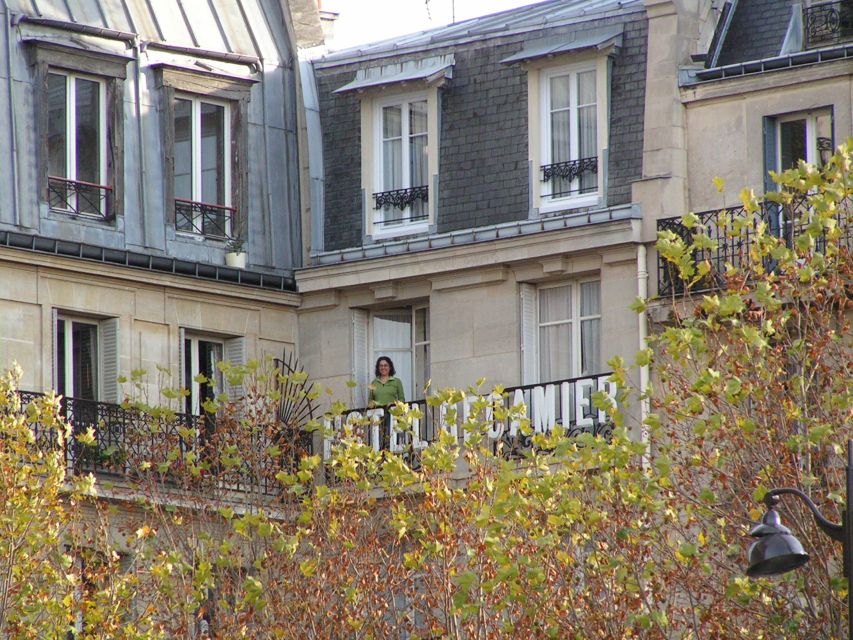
[540,156,598,198]
[323,372,618,468]
[804,0,853,49]
[372,186,429,231]
[656,195,852,296]
[175,198,236,240]
[48,176,112,220]
[19,391,311,497]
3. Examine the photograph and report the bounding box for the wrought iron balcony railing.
[541,157,598,199]
[372,186,429,229]
[656,195,852,296]
[18,391,309,497]
[48,176,112,220]
[804,0,853,48]
[175,198,236,240]
[324,372,617,469]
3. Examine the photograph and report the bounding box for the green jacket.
[368,377,405,406]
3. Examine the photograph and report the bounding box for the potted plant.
[225,236,247,268]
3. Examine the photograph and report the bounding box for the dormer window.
[173,96,233,239]
[373,94,429,234]
[502,26,620,216]
[47,72,110,218]
[29,42,129,223]
[335,55,453,241]
[540,65,599,204]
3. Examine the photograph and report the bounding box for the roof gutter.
[13,15,262,72]
[13,15,136,42]
[142,41,261,72]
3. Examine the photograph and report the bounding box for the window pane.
[410,133,428,189]
[57,320,67,396]
[75,78,101,185]
[48,73,67,178]
[580,281,600,316]
[550,75,570,110]
[383,137,402,189]
[780,119,806,170]
[414,343,429,399]
[539,323,572,382]
[581,318,600,375]
[815,113,833,166]
[539,285,572,323]
[198,340,223,407]
[409,100,427,135]
[71,322,98,401]
[414,307,429,343]
[577,71,596,106]
[200,102,225,205]
[174,98,193,201]
[374,309,411,349]
[383,105,402,139]
[551,106,572,164]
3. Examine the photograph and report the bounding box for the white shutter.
[50,308,59,393]
[352,309,369,408]
[99,317,120,403]
[224,336,246,401]
[520,283,537,385]
[177,327,186,394]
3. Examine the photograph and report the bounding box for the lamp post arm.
[764,487,845,544]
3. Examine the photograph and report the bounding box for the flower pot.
[225,251,246,268]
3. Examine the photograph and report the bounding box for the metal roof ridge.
[312,2,644,68]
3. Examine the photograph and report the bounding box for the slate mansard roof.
[316,0,645,66]
[310,0,648,256]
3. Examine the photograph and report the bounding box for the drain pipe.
[3,0,19,226]
[637,243,650,450]
[132,37,148,247]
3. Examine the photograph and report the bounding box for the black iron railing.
[373,186,429,210]
[48,176,112,220]
[541,157,598,198]
[324,372,617,468]
[175,198,236,239]
[17,391,309,497]
[804,0,853,48]
[657,195,852,296]
[372,186,429,229]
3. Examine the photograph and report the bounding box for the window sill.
[538,194,601,216]
[369,221,431,241]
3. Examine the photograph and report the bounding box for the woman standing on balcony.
[368,356,405,406]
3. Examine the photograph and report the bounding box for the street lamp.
[746,439,853,638]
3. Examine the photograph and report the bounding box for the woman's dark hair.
[375,356,396,377]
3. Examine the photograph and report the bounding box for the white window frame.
[174,94,232,237]
[775,109,833,169]
[534,279,601,383]
[182,333,225,416]
[539,63,600,209]
[370,90,432,239]
[369,304,430,401]
[48,71,108,189]
[56,315,99,400]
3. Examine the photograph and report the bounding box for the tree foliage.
[1,146,851,638]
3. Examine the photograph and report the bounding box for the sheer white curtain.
[580,281,600,375]
[576,71,597,193]
[382,105,403,224]
[549,75,571,197]
[538,284,573,382]
[409,101,428,220]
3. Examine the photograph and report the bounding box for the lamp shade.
[746,508,810,577]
